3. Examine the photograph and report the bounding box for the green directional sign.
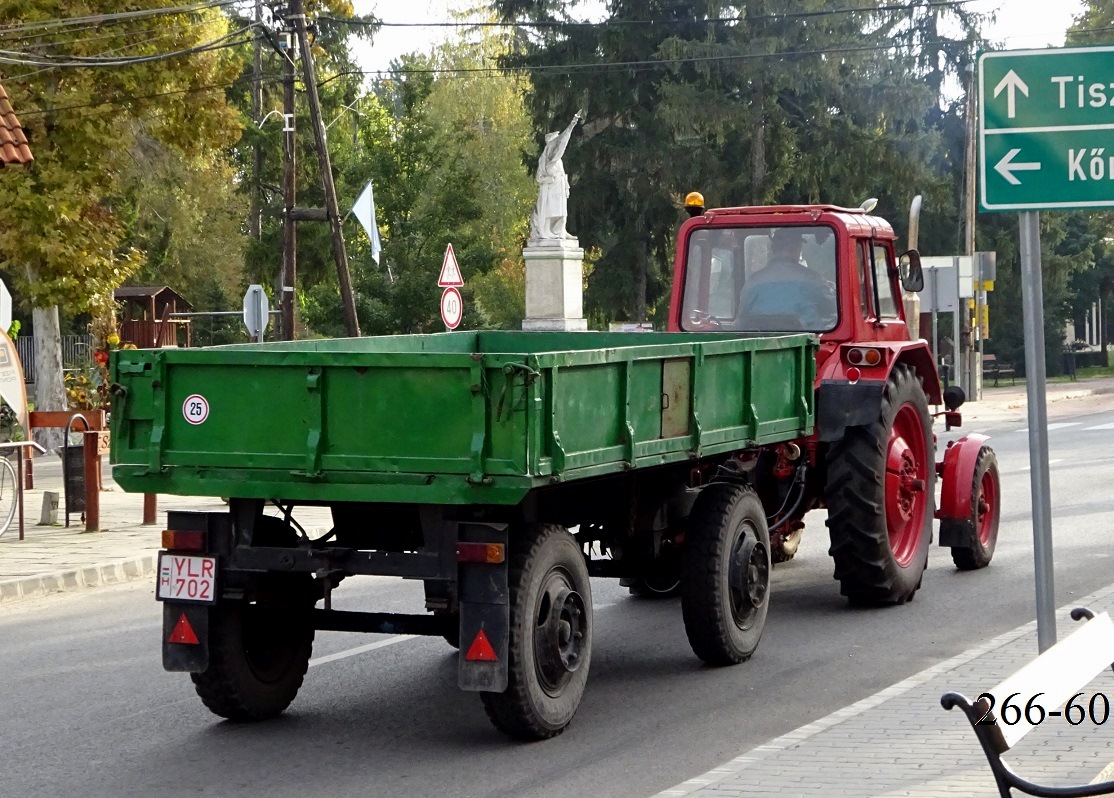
[980,46,1114,211]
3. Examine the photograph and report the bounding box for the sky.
[349,0,1092,75]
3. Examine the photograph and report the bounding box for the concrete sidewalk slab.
[655,582,1114,798]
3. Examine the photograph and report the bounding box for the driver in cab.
[735,228,836,331]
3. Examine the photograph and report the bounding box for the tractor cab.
[667,201,924,348]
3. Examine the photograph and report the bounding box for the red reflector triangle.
[169,612,200,645]
[465,629,498,662]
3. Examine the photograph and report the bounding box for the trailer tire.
[824,366,934,605]
[481,524,592,740]
[191,516,315,721]
[681,483,770,666]
[947,447,1000,571]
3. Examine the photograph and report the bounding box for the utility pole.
[290,0,360,337]
[281,27,297,341]
[963,61,979,398]
[250,0,263,242]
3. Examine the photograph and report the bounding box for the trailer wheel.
[481,524,592,740]
[947,447,1000,571]
[681,483,770,666]
[824,365,934,604]
[191,517,315,721]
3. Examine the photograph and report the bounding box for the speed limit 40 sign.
[440,287,463,330]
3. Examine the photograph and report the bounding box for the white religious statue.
[530,111,582,241]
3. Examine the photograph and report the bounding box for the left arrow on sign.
[995,148,1041,185]
[994,69,1029,120]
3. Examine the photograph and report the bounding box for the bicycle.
[0,452,18,537]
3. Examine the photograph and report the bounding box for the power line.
[320,0,981,30]
[0,25,256,68]
[0,0,242,36]
[320,37,974,84]
[12,71,285,119]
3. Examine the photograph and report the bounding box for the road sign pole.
[1018,210,1056,652]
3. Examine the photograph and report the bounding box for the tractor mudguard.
[816,379,886,442]
[936,433,990,543]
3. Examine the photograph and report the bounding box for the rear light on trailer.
[162,529,206,552]
[844,347,883,367]
[846,367,861,383]
[456,542,506,564]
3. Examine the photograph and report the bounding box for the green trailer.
[111,330,816,739]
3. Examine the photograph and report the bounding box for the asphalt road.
[5,398,1114,798]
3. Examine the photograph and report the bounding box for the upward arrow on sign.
[438,243,463,287]
[993,69,1029,119]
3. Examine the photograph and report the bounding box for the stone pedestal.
[522,239,588,332]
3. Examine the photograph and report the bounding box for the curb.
[0,553,157,603]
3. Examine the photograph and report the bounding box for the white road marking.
[1020,458,1065,471]
[1086,422,1114,430]
[307,601,621,667]
[309,635,415,667]
[1018,422,1082,433]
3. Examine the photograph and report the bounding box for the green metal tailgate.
[110,331,816,505]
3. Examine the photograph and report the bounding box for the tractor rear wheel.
[824,366,935,605]
[681,483,770,665]
[947,446,1000,570]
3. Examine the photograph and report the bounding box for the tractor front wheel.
[947,446,1000,571]
[824,366,935,605]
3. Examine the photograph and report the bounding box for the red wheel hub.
[976,467,997,545]
[884,404,928,567]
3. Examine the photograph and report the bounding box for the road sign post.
[974,47,1114,651]
[1019,211,1057,652]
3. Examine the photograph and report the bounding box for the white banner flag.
[352,180,382,265]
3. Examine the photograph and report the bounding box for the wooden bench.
[983,353,1017,387]
[942,607,1114,797]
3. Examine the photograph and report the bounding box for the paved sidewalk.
[655,584,1114,798]
[0,456,330,602]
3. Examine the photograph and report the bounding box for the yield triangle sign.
[168,612,200,645]
[465,628,498,662]
[438,243,463,287]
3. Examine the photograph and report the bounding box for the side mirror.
[898,249,924,292]
[943,385,966,411]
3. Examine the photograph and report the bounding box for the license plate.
[157,553,217,604]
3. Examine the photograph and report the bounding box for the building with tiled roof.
[0,83,33,166]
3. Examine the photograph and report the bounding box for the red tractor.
[661,194,1000,604]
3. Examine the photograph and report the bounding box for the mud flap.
[457,524,509,692]
[162,602,209,672]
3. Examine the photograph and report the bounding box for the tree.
[496,0,985,326]
[0,1,242,436]
[303,20,536,335]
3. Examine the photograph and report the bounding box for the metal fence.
[15,334,95,383]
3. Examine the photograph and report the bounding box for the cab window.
[681,225,838,333]
[872,244,898,318]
